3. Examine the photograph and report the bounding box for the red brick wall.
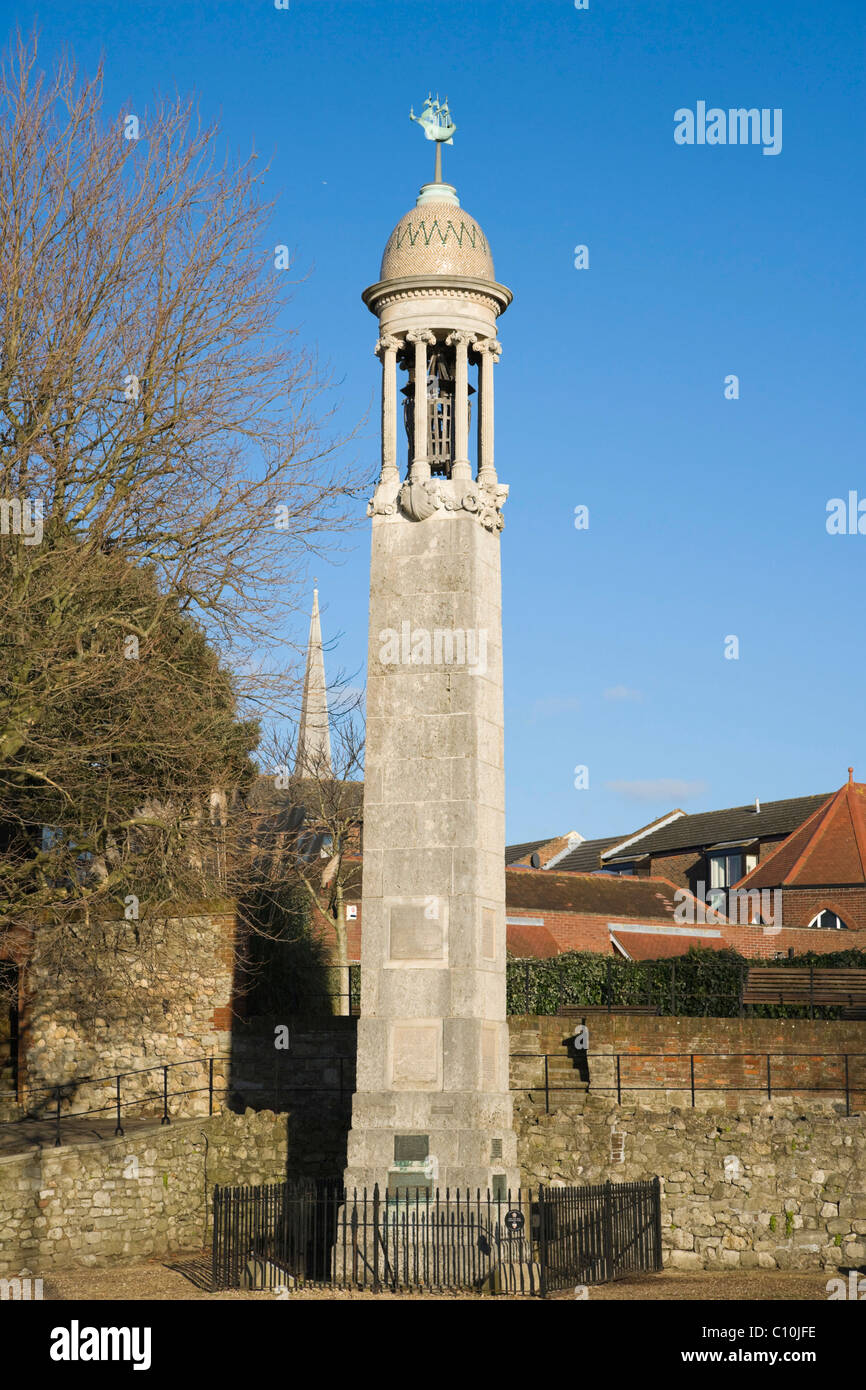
[511,910,677,954]
[510,1015,866,1110]
[646,836,788,891]
[310,902,362,962]
[720,921,864,957]
[776,886,866,933]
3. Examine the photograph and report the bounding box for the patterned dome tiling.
[380,200,495,281]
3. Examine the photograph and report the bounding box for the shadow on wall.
[229,883,356,1177]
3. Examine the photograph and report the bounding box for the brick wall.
[313,905,865,964]
[648,837,788,892]
[509,1015,866,1113]
[716,921,865,956]
[777,886,866,933]
[517,909,678,953]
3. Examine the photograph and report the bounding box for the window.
[807,909,848,931]
[706,850,757,908]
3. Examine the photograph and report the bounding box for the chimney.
[754,797,760,813]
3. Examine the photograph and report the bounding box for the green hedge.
[506,946,866,1018]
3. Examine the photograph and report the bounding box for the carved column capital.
[375,333,402,359]
[472,337,502,362]
[446,330,477,350]
[405,329,436,347]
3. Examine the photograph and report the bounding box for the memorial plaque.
[481,1024,498,1089]
[389,904,446,963]
[387,1172,432,1198]
[395,1134,429,1162]
[481,906,496,960]
[390,1022,442,1089]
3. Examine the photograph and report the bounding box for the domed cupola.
[363,97,512,526]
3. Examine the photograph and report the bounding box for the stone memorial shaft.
[343,105,518,1195]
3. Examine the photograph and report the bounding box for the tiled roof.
[596,794,832,860]
[736,775,866,889]
[505,837,560,866]
[554,812,687,872]
[506,922,561,958]
[553,836,625,872]
[504,867,699,920]
[610,930,731,961]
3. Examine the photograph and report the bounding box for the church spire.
[295,587,332,778]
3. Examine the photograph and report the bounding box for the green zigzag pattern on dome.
[391,217,489,255]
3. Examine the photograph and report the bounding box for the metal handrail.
[510,1049,866,1115]
[0,1051,355,1146]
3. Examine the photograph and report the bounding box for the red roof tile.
[735,772,866,889]
[506,923,561,958]
[504,867,709,919]
[609,931,731,961]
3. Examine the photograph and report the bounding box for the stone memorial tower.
[343,99,518,1196]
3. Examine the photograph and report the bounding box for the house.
[552,792,835,905]
[733,769,866,933]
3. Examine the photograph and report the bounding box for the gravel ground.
[41,1257,832,1302]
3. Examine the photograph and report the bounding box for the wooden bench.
[741,967,866,1016]
[559,1004,661,1018]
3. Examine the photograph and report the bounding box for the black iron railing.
[538,1179,663,1293]
[210,1178,663,1297]
[0,1051,354,1147]
[5,1043,862,1147]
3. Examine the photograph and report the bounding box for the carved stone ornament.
[367,476,401,517]
[399,480,443,521]
[366,476,508,528]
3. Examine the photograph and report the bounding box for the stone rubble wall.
[515,1094,866,1272]
[18,911,237,1120]
[3,1013,864,1275]
[0,1107,313,1274]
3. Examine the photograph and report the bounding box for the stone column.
[446,331,476,482]
[406,330,436,483]
[375,334,402,486]
[474,338,501,488]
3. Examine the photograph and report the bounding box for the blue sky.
[14,0,866,842]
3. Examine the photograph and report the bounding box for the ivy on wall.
[505,946,866,1018]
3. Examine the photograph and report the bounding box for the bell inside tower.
[400,339,474,479]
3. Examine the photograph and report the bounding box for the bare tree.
[239,705,364,1016]
[0,32,367,992]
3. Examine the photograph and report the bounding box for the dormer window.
[706,844,758,908]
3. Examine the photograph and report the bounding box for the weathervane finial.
[409,93,457,183]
